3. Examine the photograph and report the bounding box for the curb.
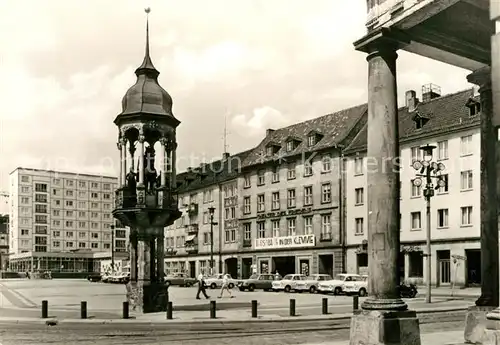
[0,306,468,326]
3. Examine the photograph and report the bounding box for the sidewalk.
[419,286,480,298]
[302,330,466,345]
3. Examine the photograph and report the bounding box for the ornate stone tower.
[113,8,181,313]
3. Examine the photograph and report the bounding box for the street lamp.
[111,225,115,274]
[208,206,218,276]
[412,144,447,304]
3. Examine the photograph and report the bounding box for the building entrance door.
[437,250,451,286]
[299,259,310,276]
[189,261,196,278]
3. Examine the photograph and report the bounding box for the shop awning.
[185,235,196,242]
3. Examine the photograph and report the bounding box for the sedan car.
[87,273,102,282]
[238,274,277,291]
[342,275,368,296]
[318,273,360,295]
[294,274,332,293]
[164,272,197,287]
[204,274,238,289]
[271,274,307,292]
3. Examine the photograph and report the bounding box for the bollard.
[210,300,216,319]
[166,301,173,320]
[289,299,296,317]
[80,301,87,319]
[41,300,48,319]
[353,295,359,310]
[322,298,328,315]
[251,300,258,318]
[122,301,129,319]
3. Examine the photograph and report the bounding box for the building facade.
[344,88,481,287]
[8,168,129,272]
[0,214,9,270]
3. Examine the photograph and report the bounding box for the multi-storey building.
[344,88,481,287]
[0,214,9,270]
[8,168,128,272]
[164,152,250,277]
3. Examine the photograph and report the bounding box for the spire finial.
[135,6,158,76]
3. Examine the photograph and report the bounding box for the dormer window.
[308,135,316,147]
[412,113,429,130]
[466,98,481,117]
[265,141,281,156]
[266,146,273,156]
[285,137,301,152]
[286,141,295,151]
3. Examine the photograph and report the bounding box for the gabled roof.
[344,89,479,155]
[241,104,368,167]
[265,141,281,148]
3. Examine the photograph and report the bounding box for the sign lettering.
[256,207,313,220]
[254,234,316,250]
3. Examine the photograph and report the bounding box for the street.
[0,313,465,345]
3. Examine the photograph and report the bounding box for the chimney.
[222,152,230,160]
[187,167,192,173]
[405,90,419,112]
[266,129,275,136]
[422,83,441,102]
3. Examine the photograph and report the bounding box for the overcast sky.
[0,0,472,210]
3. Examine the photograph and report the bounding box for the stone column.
[118,141,123,187]
[130,230,138,282]
[157,233,165,282]
[159,138,167,187]
[138,135,145,185]
[362,43,406,311]
[149,237,156,282]
[137,237,151,283]
[171,141,177,188]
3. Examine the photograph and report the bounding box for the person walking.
[196,273,210,300]
[218,273,234,298]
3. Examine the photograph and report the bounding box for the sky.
[0,0,473,211]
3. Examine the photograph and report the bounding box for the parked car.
[400,283,418,298]
[204,274,238,289]
[238,274,277,291]
[342,275,368,296]
[164,272,197,287]
[294,274,332,293]
[271,274,307,292]
[87,273,102,282]
[318,273,360,295]
[101,273,112,283]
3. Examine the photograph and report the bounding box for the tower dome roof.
[119,11,175,119]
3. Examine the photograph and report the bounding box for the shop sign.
[255,234,316,250]
[256,207,313,220]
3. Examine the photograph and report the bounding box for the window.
[55,200,60,206]
[21,176,29,183]
[461,170,473,190]
[243,197,251,214]
[91,192,98,199]
[460,135,473,156]
[53,231,60,237]
[355,218,364,235]
[272,192,280,210]
[91,202,98,208]
[321,214,331,234]
[66,180,74,187]
[91,232,99,239]
[21,186,29,193]
[35,183,47,192]
[411,147,423,162]
[411,212,421,230]
[438,140,448,160]
[91,243,98,249]
[244,175,251,188]
[79,191,86,198]
[304,216,313,234]
[79,221,86,228]
[287,164,296,180]
[78,181,86,188]
[355,188,364,205]
[21,229,29,236]
[224,229,231,243]
[257,222,266,239]
[78,211,86,217]
[79,242,86,248]
[287,189,296,208]
[203,233,211,245]
[272,220,280,237]
[103,193,111,200]
[35,204,47,213]
[354,157,363,175]
[461,206,473,226]
[257,194,265,212]
[203,211,209,224]
[437,174,449,193]
[308,135,316,146]
[21,197,29,204]
[304,186,313,206]
[411,180,422,197]
[91,182,99,189]
[286,141,294,151]
[66,190,74,197]
[408,252,423,278]
[66,231,74,237]
[321,183,331,203]
[437,209,449,228]
[65,221,74,227]
[66,200,73,207]
[244,223,251,240]
[53,241,60,247]
[304,161,313,176]
[91,212,98,218]
[271,166,279,183]
[35,194,47,203]
[266,146,274,156]
[35,215,47,224]
[257,170,265,185]
[66,210,73,217]
[286,218,296,236]
[322,155,331,172]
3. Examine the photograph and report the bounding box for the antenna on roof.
[222,110,231,157]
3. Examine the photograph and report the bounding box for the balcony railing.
[185,243,198,254]
[185,224,199,234]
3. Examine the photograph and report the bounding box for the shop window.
[409,251,423,278]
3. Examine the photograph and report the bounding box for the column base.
[349,309,421,345]
[126,281,169,313]
[464,306,496,343]
[361,298,408,311]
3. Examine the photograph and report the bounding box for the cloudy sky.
[0,0,472,202]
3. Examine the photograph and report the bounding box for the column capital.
[467,66,492,93]
[354,27,409,57]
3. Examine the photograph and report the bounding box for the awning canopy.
[185,235,196,242]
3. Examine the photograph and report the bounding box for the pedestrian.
[196,273,210,300]
[218,273,233,298]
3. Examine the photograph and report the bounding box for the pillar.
[349,34,420,345]
[138,135,145,185]
[130,230,138,282]
[362,43,406,311]
[149,237,156,281]
[120,138,127,187]
[171,141,177,187]
[137,237,151,283]
[159,138,167,187]
[157,234,165,282]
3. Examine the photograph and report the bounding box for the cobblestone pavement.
[0,318,465,345]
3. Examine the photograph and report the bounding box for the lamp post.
[411,144,447,304]
[208,206,218,275]
[111,225,115,274]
